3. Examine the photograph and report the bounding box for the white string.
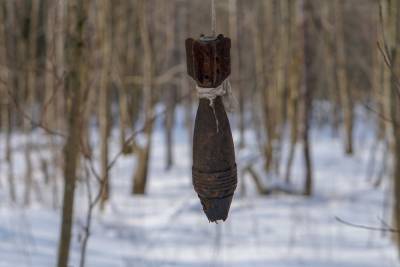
[211,0,216,37]
[196,79,237,132]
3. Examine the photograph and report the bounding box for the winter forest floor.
[0,109,399,267]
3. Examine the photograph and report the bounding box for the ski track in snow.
[0,114,399,267]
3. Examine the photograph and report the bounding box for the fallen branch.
[240,161,301,196]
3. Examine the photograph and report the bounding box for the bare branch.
[3,83,66,137]
[335,216,400,233]
[362,101,392,123]
[124,63,185,86]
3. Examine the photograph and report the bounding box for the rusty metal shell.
[186,34,231,88]
[186,34,237,222]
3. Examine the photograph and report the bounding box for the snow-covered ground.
[0,110,399,267]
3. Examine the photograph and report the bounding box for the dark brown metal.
[186,34,237,222]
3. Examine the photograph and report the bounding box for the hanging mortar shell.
[186,34,237,222]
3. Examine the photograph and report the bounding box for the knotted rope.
[196,79,237,132]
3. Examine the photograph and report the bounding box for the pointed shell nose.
[199,194,234,222]
[192,163,237,222]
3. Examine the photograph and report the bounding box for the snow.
[0,109,399,267]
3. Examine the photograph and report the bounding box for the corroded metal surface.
[186,34,231,88]
[186,34,237,222]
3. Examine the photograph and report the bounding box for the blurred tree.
[132,0,154,195]
[334,0,354,155]
[0,1,16,202]
[284,0,301,184]
[0,0,397,261]
[56,0,88,266]
[380,0,400,257]
[97,0,112,209]
[302,0,315,196]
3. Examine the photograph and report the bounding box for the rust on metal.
[186,34,237,222]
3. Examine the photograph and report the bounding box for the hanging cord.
[194,0,237,133]
[211,0,216,37]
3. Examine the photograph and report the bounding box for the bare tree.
[284,0,301,183]
[132,0,154,195]
[97,0,112,209]
[0,1,16,202]
[302,0,315,196]
[23,0,40,206]
[380,0,400,256]
[334,0,354,155]
[163,0,177,170]
[56,1,88,266]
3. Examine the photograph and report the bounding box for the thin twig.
[77,90,192,267]
[378,1,391,63]
[335,216,400,233]
[79,160,104,267]
[362,101,392,123]
[5,86,66,137]
[378,217,392,230]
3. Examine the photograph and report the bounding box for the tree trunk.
[0,3,16,201]
[113,0,135,154]
[334,0,354,155]
[163,1,177,170]
[132,0,154,195]
[284,0,300,183]
[262,0,275,174]
[274,0,289,176]
[179,0,193,158]
[382,0,400,256]
[98,0,112,209]
[44,0,56,130]
[302,0,314,196]
[46,0,65,210]
[23,0,40,206]
[392,83,400,257]
[56,1,87,266]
